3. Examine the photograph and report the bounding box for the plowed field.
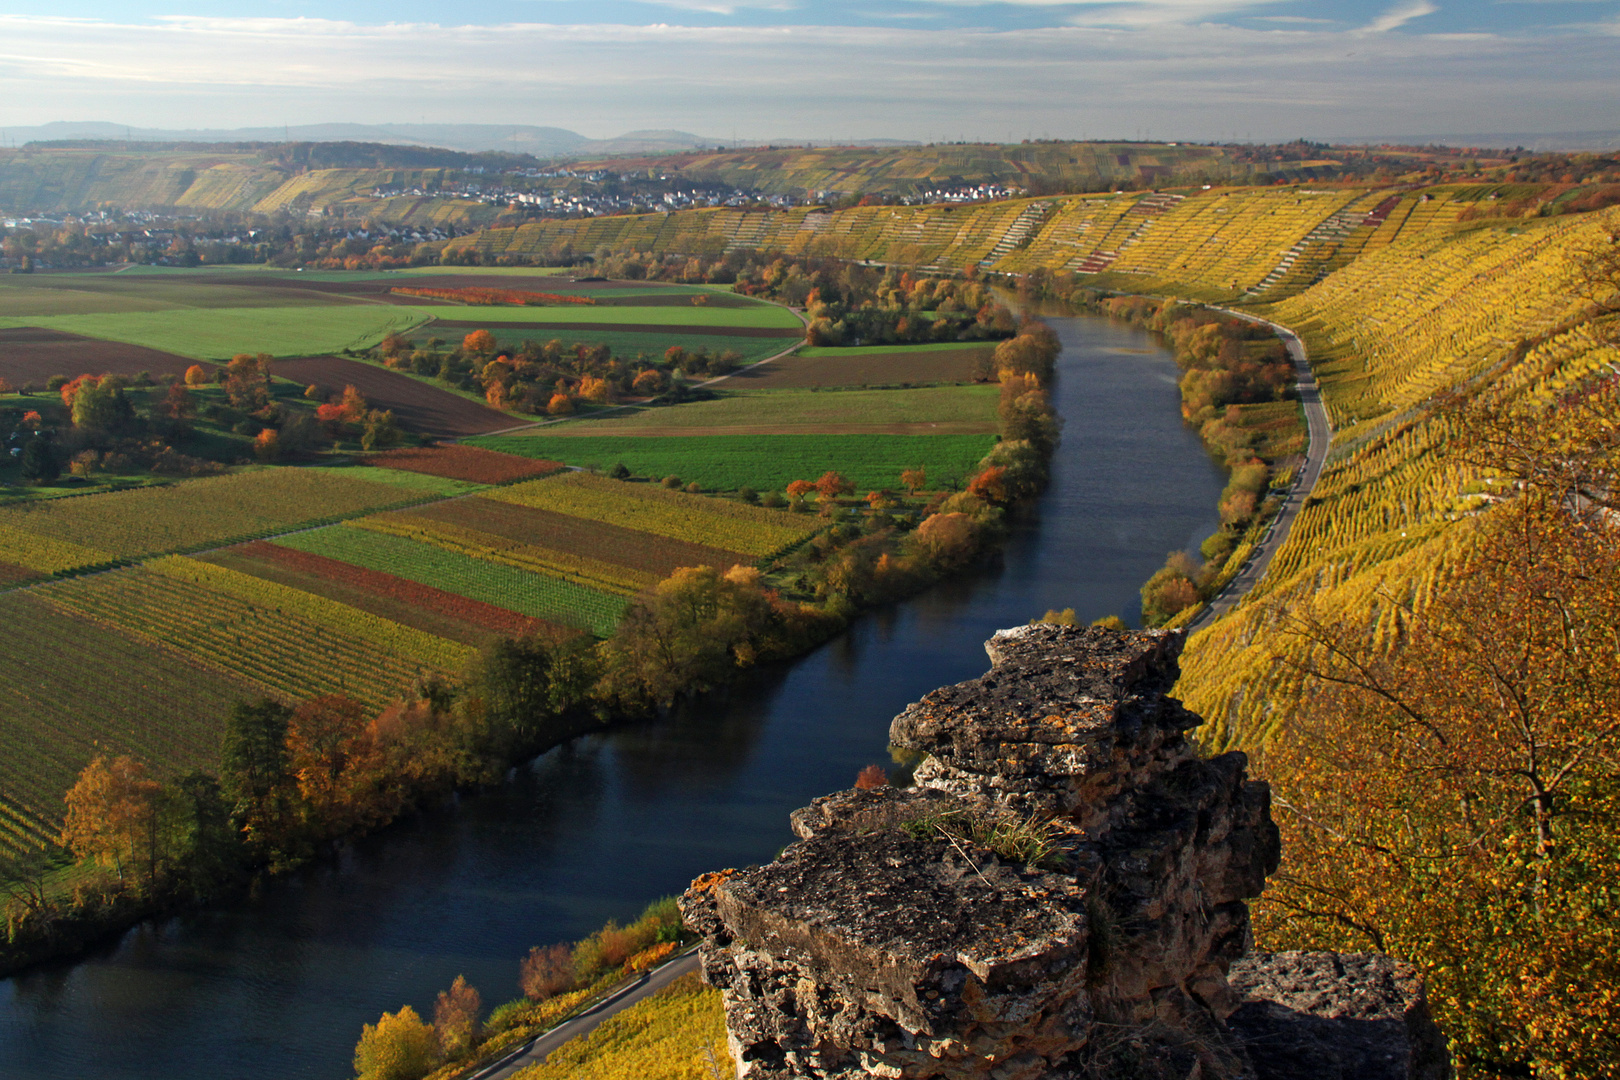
[367,445,564,484]
[272,356,518,437]
[728,345,991,389]
[0,326,211,387]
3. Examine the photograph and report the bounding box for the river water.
[0,315,1223,1080]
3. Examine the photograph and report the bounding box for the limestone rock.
[1227,952,1452,1080]
[682,627,1443,1080]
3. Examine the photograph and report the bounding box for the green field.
[0,305,431,358]
[470,432,997,492]
[540,386,997,435]
[274,524,630,637]
[424,303,801,330]
[0,274,364,317]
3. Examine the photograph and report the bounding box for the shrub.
[738,486,758,504]
[432,976,482,1058]
[520,943,577,1001]
[609,462,631,480]
[854,765,889,789]
[661,475,682,489]
[685,481,702,494]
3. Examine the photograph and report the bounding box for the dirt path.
[1186,314,1331,630]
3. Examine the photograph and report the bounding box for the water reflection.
[0,315,1225,1080]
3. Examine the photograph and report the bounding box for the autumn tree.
[599,566,777,708]
[223,353,272,413]
[432,976,482,1057]
[286,694,369,827]
[520,943,577,1000]
[183,364,211,387]
[899,467,926,494]
[60,755,160,885]
[1258,376,1620,1076]
[354,1005,438,1080]
[814,471,854,500]
[462,329,496,355]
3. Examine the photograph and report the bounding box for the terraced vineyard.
[1178,208,1620,750]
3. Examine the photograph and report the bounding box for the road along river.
[0,314,1225,1080]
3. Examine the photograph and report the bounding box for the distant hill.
[0,122,723,158]
[1334,130,1620,152]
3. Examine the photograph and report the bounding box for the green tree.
[19,434,57,482]
[221,698,295,856]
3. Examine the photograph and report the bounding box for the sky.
[0,0,1616,142]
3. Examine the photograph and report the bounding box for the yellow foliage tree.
[354,1004,439,1080]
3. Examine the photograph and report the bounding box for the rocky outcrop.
[682,625,1449,1080]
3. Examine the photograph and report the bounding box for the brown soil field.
[727,347,991,389]
[271,356,517,438]
[0,327,213,387]
[426,320,801,339]
[367,445,564,484]
[400,496,751,576]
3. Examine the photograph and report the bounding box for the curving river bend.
[0,314,1224,1080]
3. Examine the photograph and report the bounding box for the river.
[0,314,1224,1080]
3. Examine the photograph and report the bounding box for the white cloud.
[1361,1,1439,32]
[0,12,1610,141]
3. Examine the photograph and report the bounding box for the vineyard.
[0,593,253,855]
[1178,207,1620,750]
[0,468,444,570]
[487,472,816,558]
[32,566,438,708]
[273,524,632,638]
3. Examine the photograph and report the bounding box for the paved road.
[469,951,703,1080]
[1187,314,1332,630]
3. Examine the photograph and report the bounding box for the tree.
[19,434,58,482]
[354,1005,439,1080]
[223,354,272,413]
[814,471,854,500]
[462,329,496,355]
[286,695,368,826]
[361,409,402,451]
[59,755,159,884]
[599,566,776,707]
[1258,376,1620,1076]
[546,393,574,416]
[520,943,576,1000]
[900,467,927,494]
[432,976,482,1057]
[183,364,211,387]
[221,698,295,856]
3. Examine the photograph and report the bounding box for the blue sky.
[2,1,1616,140]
